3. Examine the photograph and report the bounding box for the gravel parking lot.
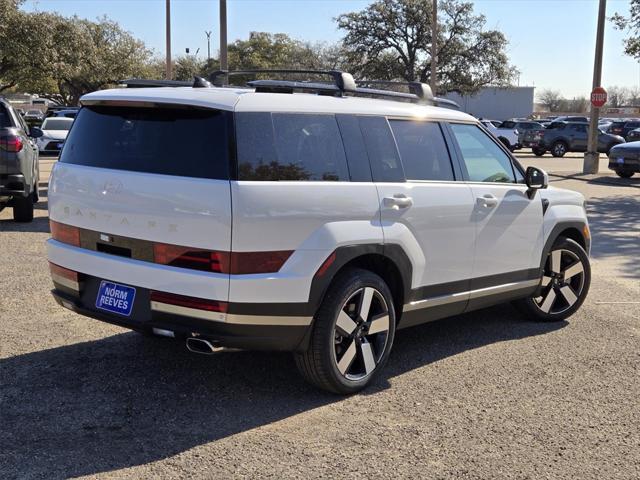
[1,153,638,479]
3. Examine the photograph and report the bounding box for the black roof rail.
[118,77,211,88]
[209,69,357,93]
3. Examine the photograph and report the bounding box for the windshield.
[42,118,73,131]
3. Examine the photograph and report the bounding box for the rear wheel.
[294,268,396,394]
[12,195,34,222]
[616,170,635,178]
[532,147,546,156]
[516,237,590,322]
[551,141,568,157]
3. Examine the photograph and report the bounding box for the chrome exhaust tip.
[186,337,224,355]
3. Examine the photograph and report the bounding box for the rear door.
[49,103,233,301]
[370,117,476,325]
[447,123,544,308]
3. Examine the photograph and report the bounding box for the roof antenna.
[193,76,213,88]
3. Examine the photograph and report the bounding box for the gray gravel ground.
[1,154,638,479]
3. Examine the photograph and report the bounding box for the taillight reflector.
[316,252,336,277]
[0,135,23,153]
[150,290,228,313]
[50,220,80,246]
[49,262,79,282]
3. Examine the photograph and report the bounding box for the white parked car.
[480,120,520,151]
[35,117,73,154]
[47,72,592,394]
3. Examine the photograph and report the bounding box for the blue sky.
[22,0,639,98]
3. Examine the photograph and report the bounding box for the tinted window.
[500,121,516,129]
[450,123,516,183]
[359,116,404,182]
[42,118,73,131]
[626,122,640,128]
[389,120,454,181]
[236,113,349,181]
[0,104,12,128]
[60,106,230,180]
[336,115,372,182]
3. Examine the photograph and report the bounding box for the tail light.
[49,262,82,292]
[150,290,228,313]
[154,243,229,273]
[50,220,81,247]
[0,135,23,152]
[153,243,292,274]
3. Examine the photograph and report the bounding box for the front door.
[447,123,544,310]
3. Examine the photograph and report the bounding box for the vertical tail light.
[0,135,23,153]
[50,220,81,246]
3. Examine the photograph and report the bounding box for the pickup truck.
[0,98,42,222]
[524,121,625,157]
[480,120,520,151]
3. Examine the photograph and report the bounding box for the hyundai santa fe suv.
[47,71,592,394]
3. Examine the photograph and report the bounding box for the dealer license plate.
[95,281,136,317]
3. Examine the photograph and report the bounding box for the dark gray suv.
[0,99,41,222]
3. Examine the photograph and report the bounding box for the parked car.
[526,121,624,157]
[625,128,640,142]
[23,109,44,122]
[47,72,592,394]
[608,143,640,178]
[0,98,41,222]
[499,120,545,146]
[49,109,78,119]
[607,120,640,140]
[553,115,589,123]
[34,117,73,155]
[480,120,520,151]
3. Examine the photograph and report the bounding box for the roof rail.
[209,69,357,93]
[119,77,213,88]
[355,80,435,102]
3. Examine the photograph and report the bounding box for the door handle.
[384,194,413,209]
[476,194,498,208]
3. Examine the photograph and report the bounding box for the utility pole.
[430,0,437,94]
[219,0,228,72]
[205,31,212,62]
[165,0,172,80]
[584,0,607,174]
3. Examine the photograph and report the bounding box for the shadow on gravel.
[0,215,49,233]
[586,195,640,279]
[0,304,564,479]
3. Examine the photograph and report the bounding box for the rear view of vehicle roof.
[81,85,475,123]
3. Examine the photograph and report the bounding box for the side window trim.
[445,121,524,185]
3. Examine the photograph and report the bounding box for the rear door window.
[449,123,517,183]
[59,106,231,180]
[389,120,454,181]
[236,113,349,181]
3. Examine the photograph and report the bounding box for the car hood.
[609,141,640,154]
[41,130,69,140]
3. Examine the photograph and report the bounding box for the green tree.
[174,55,206,81]
[336,0,516,93]
[612,1,640,59]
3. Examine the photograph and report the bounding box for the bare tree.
[538,89,564,112]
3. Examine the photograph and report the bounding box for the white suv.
[47,71,591,394]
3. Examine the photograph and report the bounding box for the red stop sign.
[591,87,607,108]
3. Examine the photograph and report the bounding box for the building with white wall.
[443,86,535,120]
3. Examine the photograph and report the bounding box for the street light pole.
[165,0,172,80]
[205,31,212,62]
[219,0,228,72]
[430,0,437,95]
[584,0,607,174]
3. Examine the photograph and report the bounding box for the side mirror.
[525,166,548,191]
[30,127,43,138]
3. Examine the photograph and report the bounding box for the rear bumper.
[52,288,309,351]
[0,174,28,197]
[608,156,640,172]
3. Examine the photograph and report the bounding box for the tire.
[515,237,590,322]
[498,137,511,150]
[551,141,568,158]
[12,195,34,222]
[294,268,396,394]
[616,170,635,178]
[532,147,545,157]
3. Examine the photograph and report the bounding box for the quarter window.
[236,113,349,181]
[389,120,454,181]
[450,123,516,183]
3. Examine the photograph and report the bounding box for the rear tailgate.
[48,103,233,305]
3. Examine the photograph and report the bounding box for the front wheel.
[616,170,635,178]
[515,237,590,322]
[294,268,396,394]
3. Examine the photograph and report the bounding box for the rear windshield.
[0,104,12,128]
[60,106,230,180]
[42,118,73,130]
